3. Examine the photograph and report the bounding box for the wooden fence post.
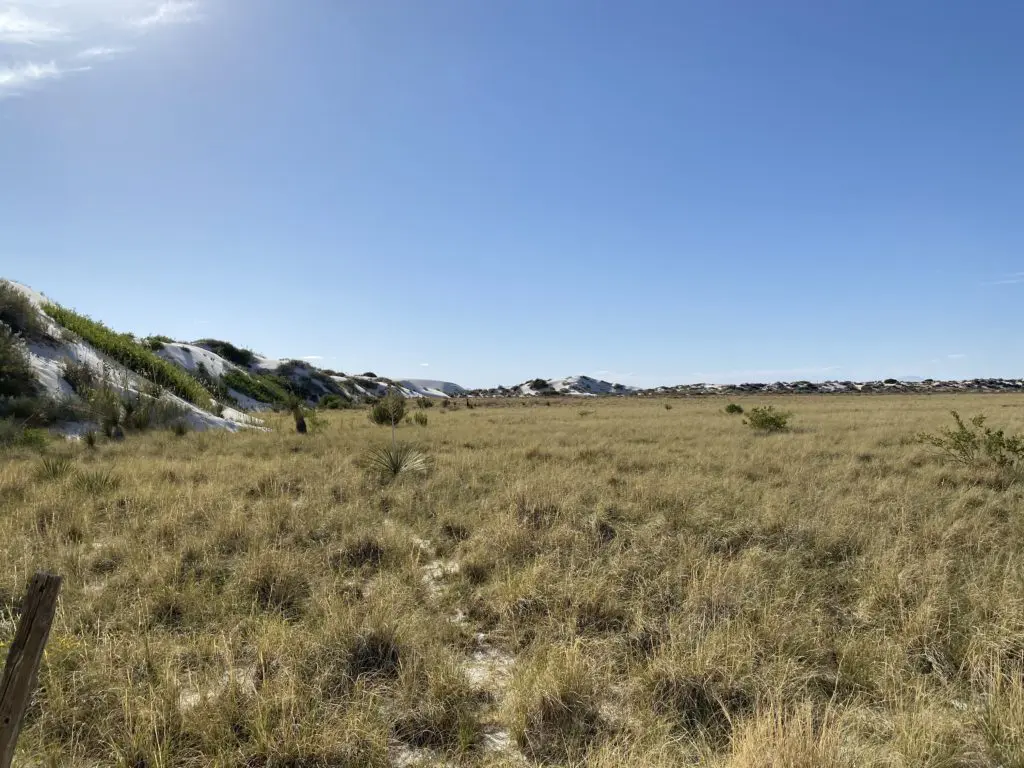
[0,572,62,768]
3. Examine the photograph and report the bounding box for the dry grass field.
[2,394,1024,767]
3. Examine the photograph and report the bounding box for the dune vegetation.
[2,394,1023,767]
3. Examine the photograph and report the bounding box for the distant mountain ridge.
[4,279,1021,438]
[470,375,1024,397]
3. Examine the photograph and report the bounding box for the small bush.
[319,393,351,410]
[744,405,791,432]
[413,412,428,427]
[725,403,744,415]
[0,326,39,399]
[194,338,257,367]
[416,397,434,409]
[0,281,48,341]
[60,359,98,396]
[664,403,673,410]
[918,411,1024,472]
[370,389,407,427]
[143,335,173,351]
[0,419,48,451]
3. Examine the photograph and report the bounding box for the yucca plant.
[74,469,120,493]
[365,442,430,482]
[37,456,74,481]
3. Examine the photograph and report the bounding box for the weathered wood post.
[0,572,62,768]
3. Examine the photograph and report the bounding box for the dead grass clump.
[242,555,311,618]
[506,644,606,763]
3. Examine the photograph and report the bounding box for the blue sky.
[1,0,1021,388]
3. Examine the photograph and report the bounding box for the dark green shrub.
[664,403,673,410]
[744,405,791,432]
[0,418,48,450]
[1,394,87,426]
[0,326,39,398]
[919,411,1024,472]
[222,369,291,406]
[143,335,173,351]
[60,359,97,396]
[0,281,48,341]
[416,397,434,409]
[42,304,215,411]
[725,403,744,415]
[370,389,407,427]
[194,339,257,367]
[318,393,352,410]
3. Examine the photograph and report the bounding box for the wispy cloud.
[947,353,967,360]
[0,7,64,44]
[0,61,63,97]
[983,271,1024,286]
[133,0,199,28]
[420,362,430,367]
[0,2,202,99]
[300,355,324,361]
[76,46,129,60]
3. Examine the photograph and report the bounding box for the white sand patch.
[157,343,235,379]
[398,379,467,399]
[463,637,514,690]
[178,665,257,712]
[252,354,282,371]
[227,389,274,412]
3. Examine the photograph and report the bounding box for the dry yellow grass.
[2,394,1023,767]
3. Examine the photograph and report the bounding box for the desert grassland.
[2,394,1024,767]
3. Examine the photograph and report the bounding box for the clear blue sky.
[1,1,1021,388]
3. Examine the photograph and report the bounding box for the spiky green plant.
[37,456,74,481]
[74,469,120,493]
[365,443,430,482]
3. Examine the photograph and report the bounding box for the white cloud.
[0,7,64,44]
[0,61,63,97]
[947,353,967,360]
[300,355,324,361]
[133,0,199,27]
[0,2,201,99]
[76,46,129,60]
[420,362,430,367]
